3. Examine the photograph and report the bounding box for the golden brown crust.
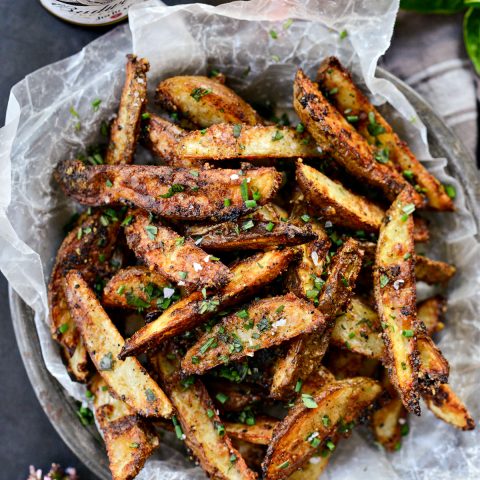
[224,417,278,446]
[270,238,364,399]
[181,293,326,376]
[415,256,456,285]
[119,249,296,359]
[90,375,159,480]
[316,57,453,211]
[206,380,264,412]
[48,209,121,382]
[374,189,421,415]
[185,217,315,251]
[417,295,446,335]
[153,351,257,480]
[102,266,178,312]
[65,271,173,418]
[155,75,262,127]
[123,208,231,292]
[55,159,282,222]
[412,216,430,243]
[416,335,449,390]
[262,377,381,479]
[293,69,422,205]
[146,122,323,163]
[296,161,385,232]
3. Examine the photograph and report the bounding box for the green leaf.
[400,0,465,14]
[465,7,480,75]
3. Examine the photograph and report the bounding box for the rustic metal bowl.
[9,68,480,480]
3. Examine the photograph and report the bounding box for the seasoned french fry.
[153,351,256,480]
[296,161,385,232]
[316,57,454,211]
[65,271,173,418]
[148,123,323,163]
[415,255,456,285]
[423,383,475,431]
[262,377,381,479]
[103,266,180,312]
[270,238,363,399]
[48,209,121,381]
[417,296,446,334]
[374,189,421,415]
[155,75,262,127]
[186,217,315,251]
[182,293,326,376]
[225,417,278,445]
[293,69,423,205]
[90,374,159,480]
[55,159,282,222]
[120,249,296,359]
[106,55,149,166]
[124,209,231,292]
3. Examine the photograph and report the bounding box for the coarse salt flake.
[204,255,210,262]
[325,221,333,228]
[193,262,203,272]
[163,287,175,299]
[272,318,287,328]
[309,457,321,464]
[311,251,319,266]
[178,280,186,286]
[393,279,405,290]
[230,174,240,180]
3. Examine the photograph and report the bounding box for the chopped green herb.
[403,170,414,181]
[339,29,348,39]
[240,178,249,201]
[207,409,215,418]
[326,440,335,451]
[252,190,261,201]
[216,392,229,404]
[91,99,101,111]
[209,68,220,77]
[394,442,402,451]
[401,361,407,371]
[215,421,225,436]
[129,442,140,448]
[172,415,184,439]
[402,329,414,338]
[232,124,243,139]
[230,454,237,463]
[301,393,318,409]
[58,323,69,334]
[329,87,339,95]
[367,111,386,136]
[271,54,280,62]
[401,203,415,221]
[200,337,218,355]
[191,356,200,365]
[272,130,284,141]
[76,403,94,426]
[374,148,390,164]
[178,271,187,280]
[277,461,290,470]
[444,184,456,199]
[300,214,310,222]
[105,179,113,187]
[69,106,79,118]
[99,352,114,371]
[245,199,257,208]
[100,121,109,137]
[346,115,359,123]
[181,376,195,389]
[224,198,231,207]
[160,183,185,198]
[306,289,319,299]
[265,221,275,232]
[121,215,133,227]
[404,252,412,260]
[190,88,212,102]
[295,379,303,393]
[401,423,409,436]
[341,275,349,287]
[242,219,255,230]
[283,18,293,29]
[175,236,185,246]
[269,29,278,39]
[322,415,330,427]
[379,274,389,288]
[141,112,151,120]
[296,122,305,133]
[144,225,158,240]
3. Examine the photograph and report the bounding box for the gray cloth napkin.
[381,11,478,158]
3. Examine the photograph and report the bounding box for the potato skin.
[106,55,149,166]
[294,69,422,205]
[155,75,262,127]
[123,208,231,293]
[55,158,282,222]
[317,56,453,211]
[48,209,121,382]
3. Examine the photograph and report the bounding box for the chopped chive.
[265,221,275,232]
[224,198,231,207]
[402,329,414,338]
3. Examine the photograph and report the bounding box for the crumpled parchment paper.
[0,0,479,478]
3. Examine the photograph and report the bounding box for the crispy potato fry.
[225,417,278,445]
[415,255,456,285]
[316,57,453,211]
[182,293,326,376]
[149,123,323,163]
[90,375,159,480]
[270,238,364,399]
[293,69,422,205]
[153,351,256,480]
[120,249,296,359]
[65,272,172,418]
[262,377,381,479]
[288,454,330,480]
[416,335,449,389]
[55,159,282,222]
[155,75,262,127]
[103,266,180,312]
[423,383,475,431]
[374,189,421,415]
[186,217,315,251]
[296,162,385,232]
[124,208,231,292]
[48,209,121,381]
[417,296,446,335]
[206,380,265,412]
[106,55,149,166]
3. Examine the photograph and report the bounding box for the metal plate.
[9,68,480,480]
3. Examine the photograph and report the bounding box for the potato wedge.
[417,296,446,335]
[161,123,322,163]
[155,75,262,127]
[120,249,296,359]
[316,57,453,211]
[124,208,231,292]
[55,159,282,222]
[423,383,475,431]
[374,189,421,415]
[416,335,449,389]
[262,377,381,479]
[153,351,256,480]
[293,69,422,205]
[270,238,364,399]
[186,218,315,251]
[415,255,456,285]
[90,374,159,480]
[103,266,180,312]
[48,209,121,381]
[182,293,326,376]
[296,161,385,232]
[224,417,278,446]
[106,55,149,166]
[65,271,172,418]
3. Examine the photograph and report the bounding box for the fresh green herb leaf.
[295,379,303,393]
[240,178,249,201]
[277,461,290,470]
[269,29,278,39]
[443,184,456,199]
[144,225,158,240]
[272,130,284,141]
[207,409,215,418]
[216,392,229,404]
[265,221,275,232]
[346,115,359,123]
[178,271,187,280]
[283,18,293,29]
[200,337,218,355]
[242,219,255,230]
[301,393,318,409]
[175,236,185,246]
[322,415,330,427]
[76,403,94,426]
[105,179,113,187]
[224,198,231,207]
[172,415,184,439]
[339,30,348,39]
[160,183,185,198]
[367,111,386,136]
[403,169,414,181]
[58,323,69,334]
[326,440,336,451]
[374,148,390,164]
[190,87,212,102]
[300,214,310,222]
[380,274,389,288]
[91,99,101,111]
[402,329,414,338]
[401,203,416,221]
[245,199,257,208]
[233,123,242,138]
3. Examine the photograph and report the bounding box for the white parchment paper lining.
[0,1,478,478]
